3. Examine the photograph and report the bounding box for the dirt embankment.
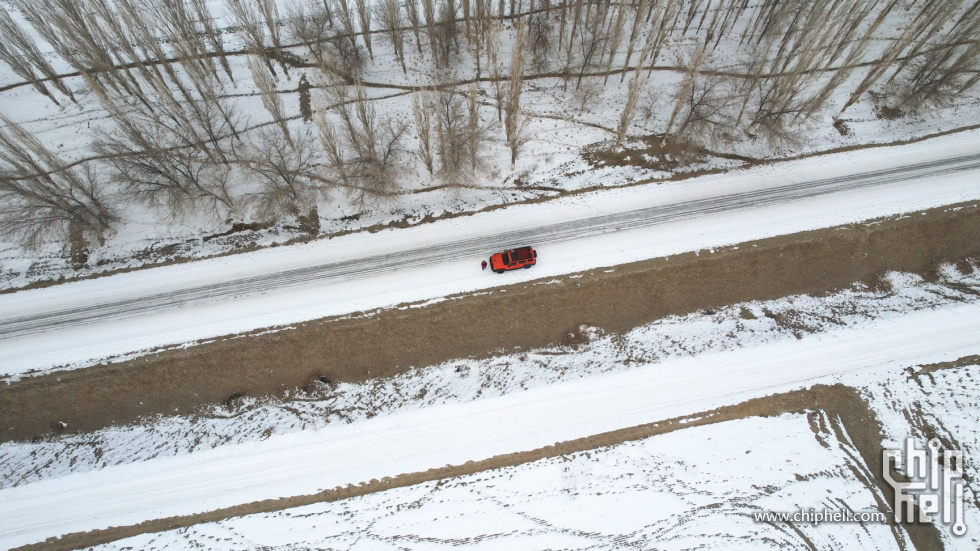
[2,202,980,442]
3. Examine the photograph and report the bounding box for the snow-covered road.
[1,132,979,377]
[2,296,979,549]
[4,150,980,339]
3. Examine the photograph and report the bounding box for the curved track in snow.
[2,152,980,340]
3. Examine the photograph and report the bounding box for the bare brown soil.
[3,201,979,443]
[582,133,756,172]
[17,382,946,551]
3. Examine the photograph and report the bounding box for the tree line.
[0,0,978,263]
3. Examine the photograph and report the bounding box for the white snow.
[2,129,979,378]
[2,285,979,549]
[111,414,882,551]
[2,3,980,546]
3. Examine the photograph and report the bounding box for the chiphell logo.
[883,437,966,536]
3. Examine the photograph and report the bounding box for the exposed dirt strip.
[1,202,979,443]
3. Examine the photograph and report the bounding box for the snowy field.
[93,414,901,550]
[2,264,978,549]
[89,383,980,551]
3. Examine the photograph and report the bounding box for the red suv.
[489,246,537,273]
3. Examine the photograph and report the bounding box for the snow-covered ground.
[2,264,978,549]
[93,414,900,550]
[3,267,977,489]
[3,2,980,547]
[89,391,980,551]
[3,0,980,294]
[2,129,980,379]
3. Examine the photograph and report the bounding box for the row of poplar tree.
[0,0,978,262]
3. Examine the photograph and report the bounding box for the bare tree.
[569,81,602,112]
[527,10,554,73]
[85,0,180,110]
[331,0,365,76]
[71,0,246,163]
[620,0,649,80]
[256,0,292,78]
[102,0,230,115]
[0,38,54,106]
[601,1,626,84]
[461,0,471,36]
[485,21,506,121]
[465,82,491,171]
[78,0,244,165]
[13,0,138,97]
[557,0,571,54]
[885,0,967,84]
[616,48,651,145]
[0,7,75,105]
[504,21,529,166]
[430,85,492,183]
[150,0,232,89]
[838,0,943,115]
[731,0,872,143]
[886,1,980,112]
[285,0,335,67]
[316,83,410,200]
[313,107,353,189]
[469,0,494,77]
[622,0,682,82]
[676,75,740,148]
[741,0,789,46]
[699,0,750,50]
[412,89,435,175]
[94,86,239,219]
[226,0,280,79]
[0,117,116,258]
[355,0,375,60]
[804,0,896,121]
[573,0,611,89]
[559,0,586,89]
[681,0,729,37]
[663,41,708,146]
[326,30,367,80]
[432,0,461,68]
[422,0,439,61]
[241,127,322,232]
[333,0,357,42]
[190,0,236,83]
[405,0,424,55]
[378,0,408,73]
[434,90,470,182]
[248,55,293,144]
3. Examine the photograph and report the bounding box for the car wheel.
[495,269,505,274]
[523,264,532,269]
